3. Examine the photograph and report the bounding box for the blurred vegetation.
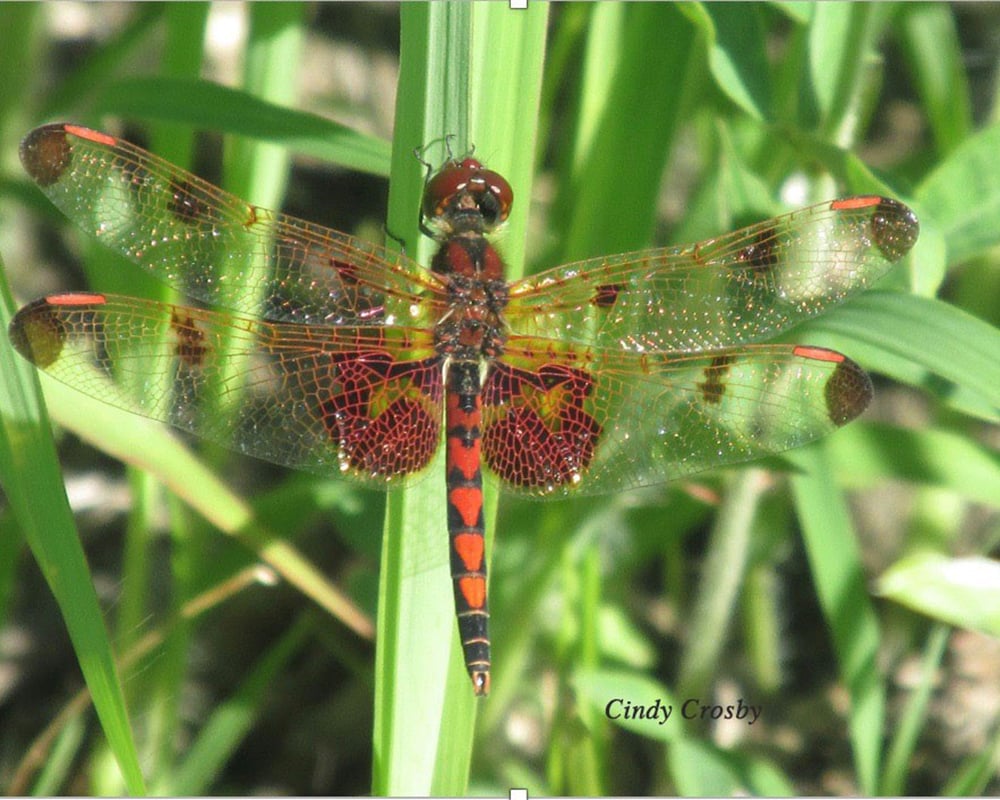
[0,2,998,795]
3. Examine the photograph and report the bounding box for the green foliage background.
[0,2,998,795]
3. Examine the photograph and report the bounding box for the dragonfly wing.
[483,336,871,496]
[20,124,447,327]
[505,196,918,353]
[10,292,444,485]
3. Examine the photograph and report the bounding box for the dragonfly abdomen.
[444,359,490,695]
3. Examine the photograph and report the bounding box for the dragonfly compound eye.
[422,158,513,227]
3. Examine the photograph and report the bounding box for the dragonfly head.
[422,157,513,235]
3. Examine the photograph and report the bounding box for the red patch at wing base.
[308,350,443,478]
[481,361,602,492]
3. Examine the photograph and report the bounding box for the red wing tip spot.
[831,195,884,210]
[793,345,844,363]
[63,124,117,146]
[44,292,108,306]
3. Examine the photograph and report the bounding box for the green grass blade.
[879,625,950,795]
[0,264,146,793]
[372,3,547,794]
[896,4,972,155]
[30,715,88,795]
[677,469,765,697]
[827,422,1000,505]
[123,9,212,786]
[575,668,680,743]
[549,3,696,262]
[38,4,163,119]
[789,443,885,794]
[668,736,795,797]
[372,5,474,794]
[878,554,1000,636]
[701,3,771,121]
[93,75,391,176]
[808,3,892,144]
[942,723,1000,795]
[916,122,1000,264]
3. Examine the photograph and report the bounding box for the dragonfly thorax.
[432,237,510,363]
[433,294,507,361]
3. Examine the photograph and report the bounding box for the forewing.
[19,123,447,327]
[9,293,444,485]
[505,197,918,353]
[483,337,871,496]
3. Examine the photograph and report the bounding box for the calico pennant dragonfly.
[10,123,918,696]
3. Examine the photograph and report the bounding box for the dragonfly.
[10,123,919,696]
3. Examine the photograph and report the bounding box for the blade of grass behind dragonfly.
[372,3,547,794]
[547,3,699,264]
[789,443,886,794]
[0,263,147,794]
[373,6,473,794]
